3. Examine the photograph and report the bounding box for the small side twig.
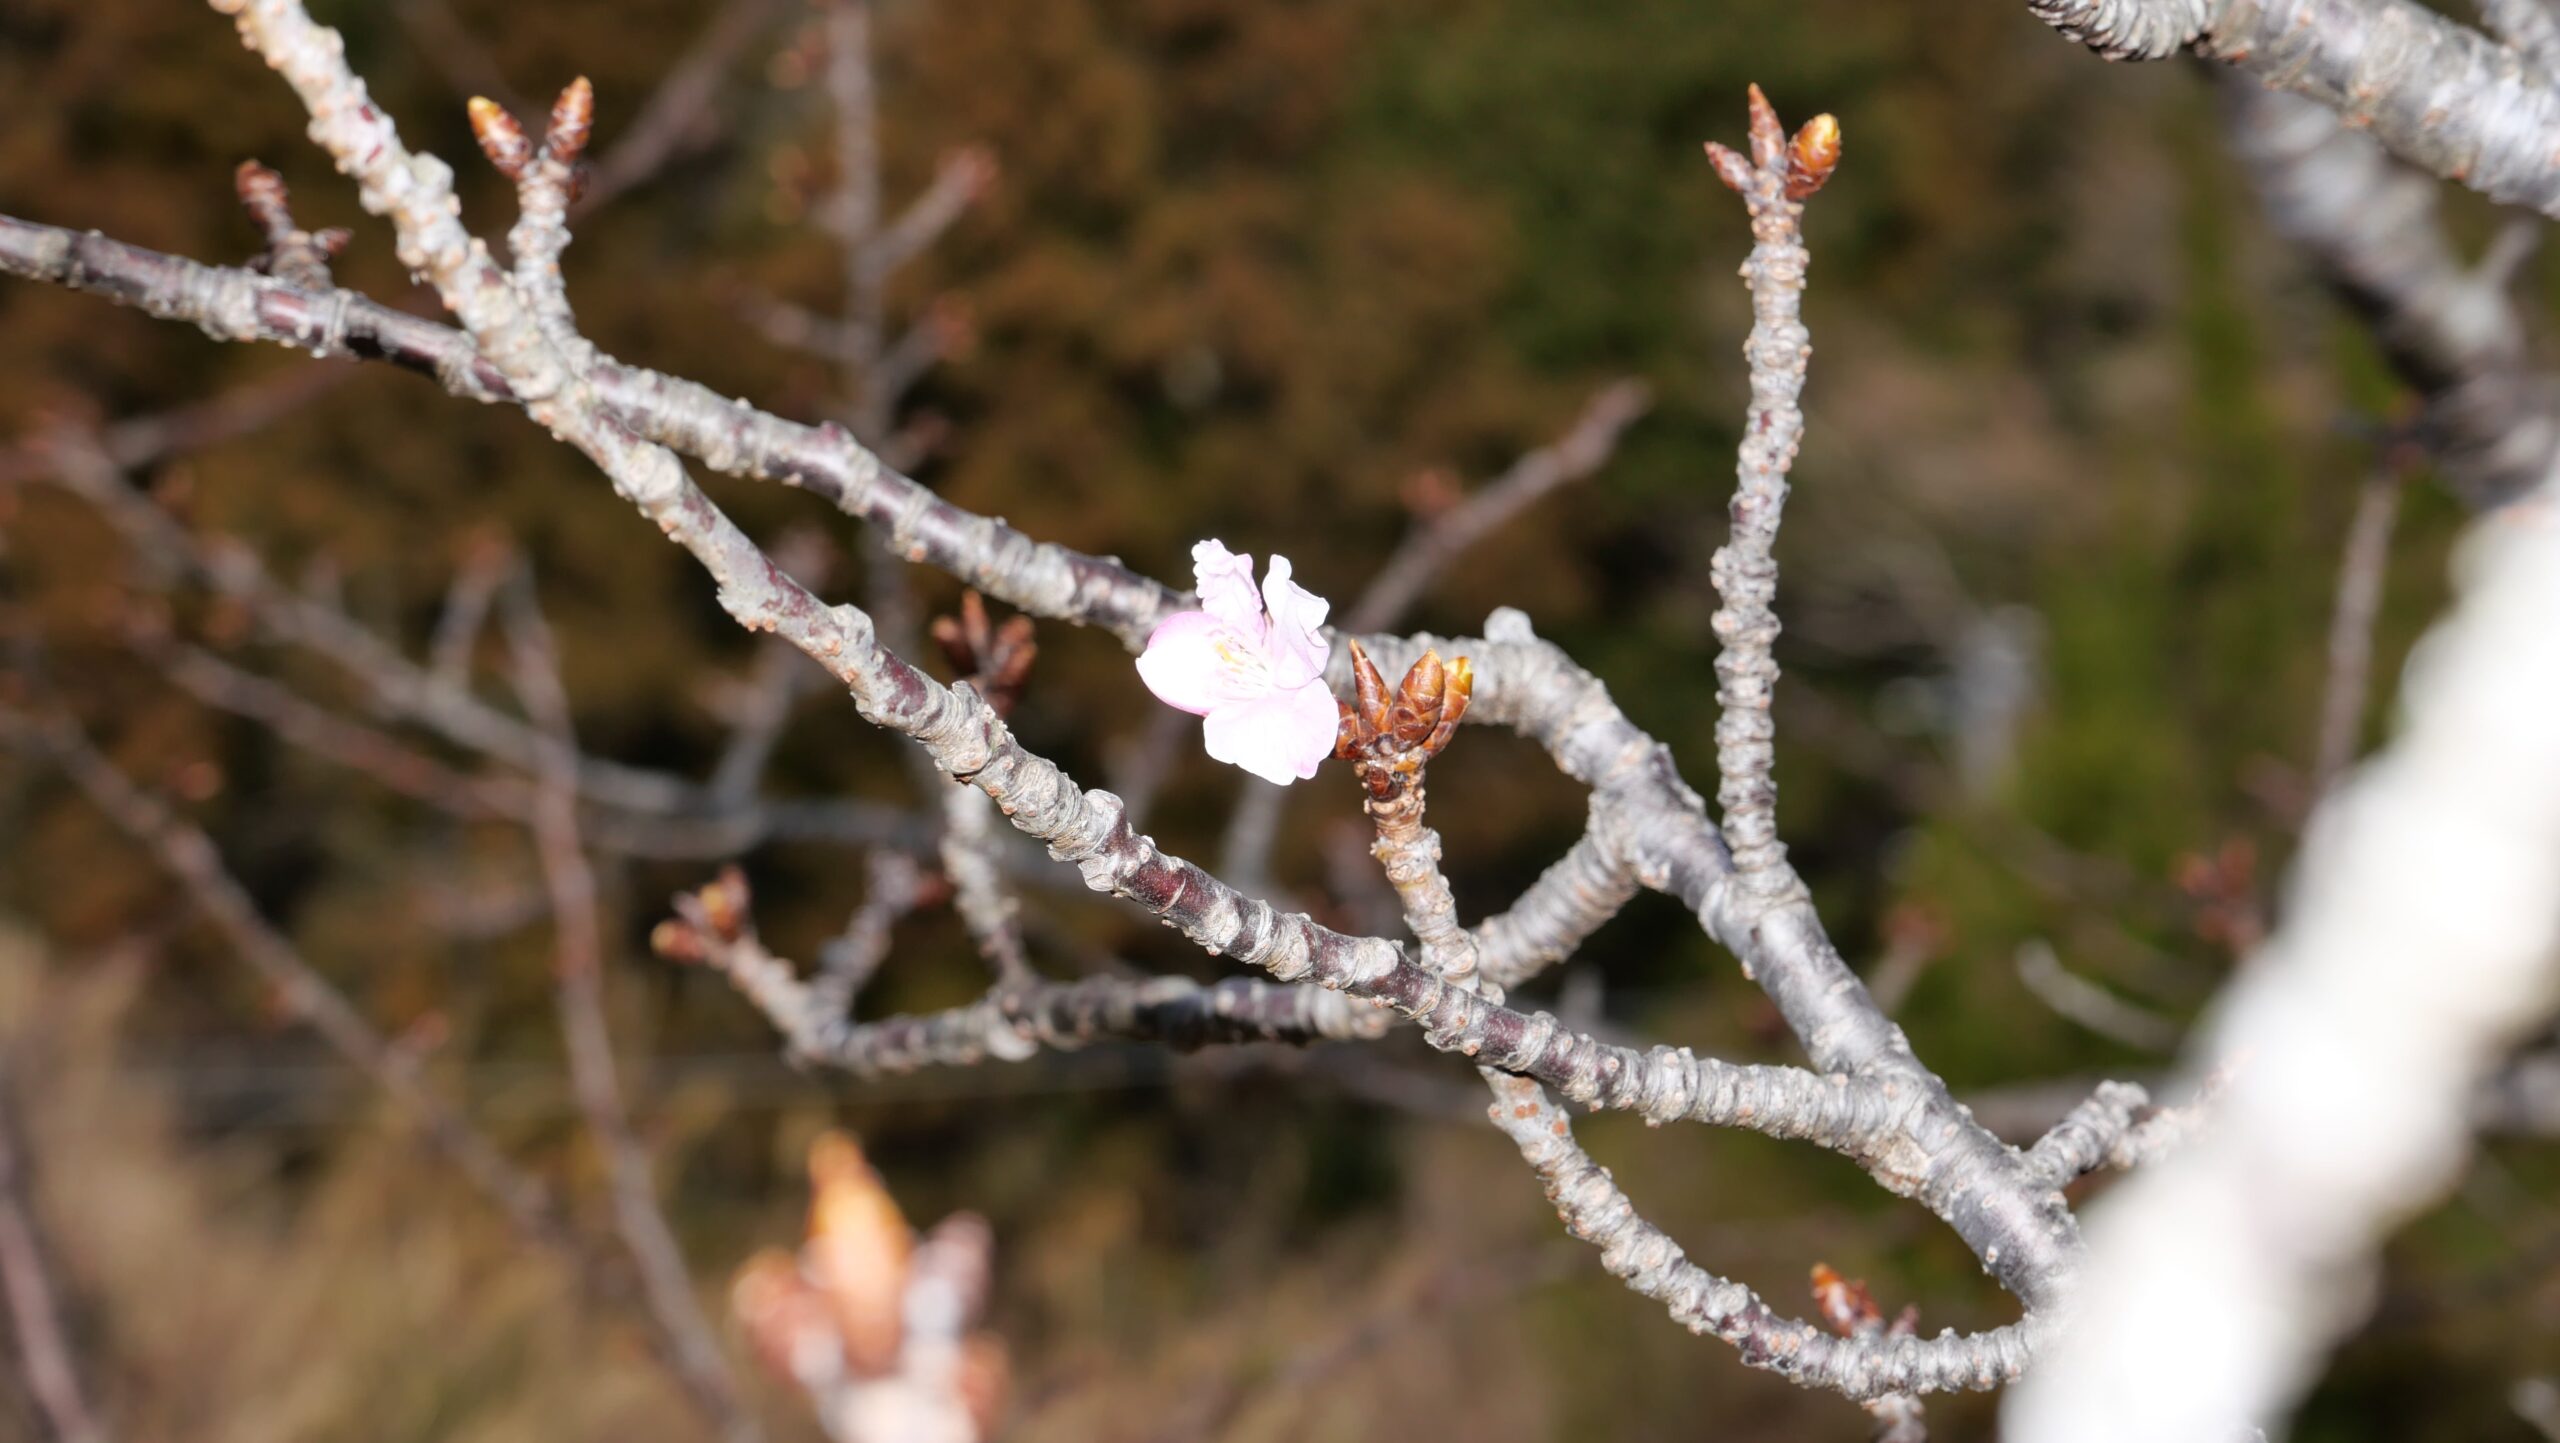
[655,869,1391,1069]
[1345,379,1653,634]
[1704,86,1838,894]
[2013,939,2182,1054]
[2313,462,2405,792]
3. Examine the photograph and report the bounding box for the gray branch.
[2028,0,2560,222]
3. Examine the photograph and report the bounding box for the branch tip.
[467,96,532,179]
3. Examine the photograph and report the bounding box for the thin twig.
[1344,379,1652,634]
[502,579,761,1443]
[2313,464,2404,791]
[1704,86,1830,895]
[0,1047,108,1443]
[576,0,791,217]
[2014,939,2183,1054]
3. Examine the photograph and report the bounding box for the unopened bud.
[1702,140,1754,196]
[467,97,532,179]
[546,77,595,166]
[649,919,706,965]
[1744,83,1785,170]
[1785,114,1842,199]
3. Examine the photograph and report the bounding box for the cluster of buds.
[649,864,755,966]
[465,77,595,198]
[930,591,1035,718]
[233,160,350,292]
[1334,639,1473,802]
[2175,836,2266,958]
[1704,83,1842,202]
[733,1132,1007,1443]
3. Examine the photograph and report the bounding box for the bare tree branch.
[0,1047,108,1443]
[1343,379,1653,635]
[2312,464,2403,791]
[2028,0,2560,222]
[2222,78,2560,508]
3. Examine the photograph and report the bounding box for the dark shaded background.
[0,1,2550,1439]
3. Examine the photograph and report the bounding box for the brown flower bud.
[546,77,596,167]
[1347,638,1388,734]
[1809,1262,1882,1337]
[465,97,532,180]
[960,1333,1010,1438]
[1702,140,1754,196]
[1785,113,1842,199]
[690,864,752,943]
[233,160,294,242]
[649,919,706,965]
[734,1248,839,1380]
[1744,83,1786,169]
[806,1131,911,1377]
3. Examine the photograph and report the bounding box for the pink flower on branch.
[1137,540,1338,786]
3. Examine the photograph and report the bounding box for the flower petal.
[1258,553,1332,688]
[1201,676,1340,785]
[1135,610,1234,716]
[1191,539,1262,634]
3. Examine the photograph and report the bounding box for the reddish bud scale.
[1785,114,1843,199]
[1809,1262,1883,1337]
[233,160,294,241]
[466,96,531,179]
[932,590,1037,716]
[1702,141,1755,196]
[546,77,596,166]
[1336,640,1476,799]
[1744,82,1786,170]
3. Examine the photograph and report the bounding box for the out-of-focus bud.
[928,295,979,362]
[806,1131,912,1377]
[1785,114,1842,199]
[735,1248,843,1384]
[959,1333,1010,1440]
[931,591,1037,717]
[696,864,753,943]
[466,97,532,180]
[947,144,1000,202]
[1809,1262,1882,1337]
[649,918,707,965]
[1400,466,1464,520]
[909,1212,995,1331]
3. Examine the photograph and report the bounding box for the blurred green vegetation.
[1,0,2553,1439]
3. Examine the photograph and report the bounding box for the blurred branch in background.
[0,1044,108,1443]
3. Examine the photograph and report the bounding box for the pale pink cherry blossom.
[1136,540,1339,786]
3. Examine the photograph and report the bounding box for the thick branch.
[1486,1074,2043,1400]
[2009,478,2560,1440]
